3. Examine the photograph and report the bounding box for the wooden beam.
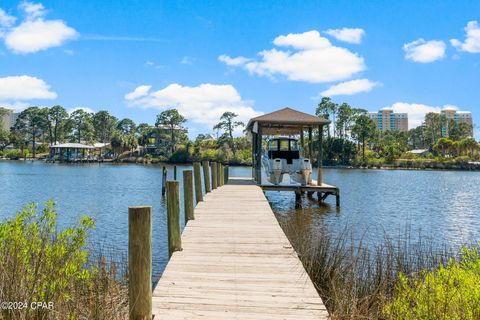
[193,162,203,203]
[308,127,313,160]
[167,181,182,257]
[211,162,218,190]
[202,160,211,193]
[300,128,304,152]
[255,126,263,185]
[183,170,195,222]
[128,206,152,320]
[252,132,257,182]
[317,125,323,186]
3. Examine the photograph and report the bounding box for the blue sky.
[0,0,479,137]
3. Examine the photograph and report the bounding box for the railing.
[127,161,228,320]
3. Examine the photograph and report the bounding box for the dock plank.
[152,177,329,319]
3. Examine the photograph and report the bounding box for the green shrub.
[384,246,480,320]
[5,149,22,159]
[0,201,128,319]
[169,149,190,163]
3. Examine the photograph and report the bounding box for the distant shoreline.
[3,157,480,172]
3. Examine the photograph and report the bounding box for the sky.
[0,0,479,137]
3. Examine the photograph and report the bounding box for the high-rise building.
[1,108,14,131]
[369,108,408,132]
[440,107,473,137]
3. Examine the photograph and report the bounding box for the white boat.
[261,137,312,186]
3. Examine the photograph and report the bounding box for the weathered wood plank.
[153,177,328,319]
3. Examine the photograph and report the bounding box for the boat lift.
[246,107,340,206]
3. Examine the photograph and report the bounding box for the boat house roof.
[50,143,95,149]
[246,107,330,135]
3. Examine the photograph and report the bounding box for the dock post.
[167,181,182,257]
[295,191,302,208]
[211,162,218,189]
[336,191,340,206]
[217,162,222,187]
[161,166,167,196]
[193,162,203,203]
[220,163,224,186]
[202,160,211,193]
[224,165,229,184]
[128,206,152,320]
[317,125,324,186]
[173,166,177,180]
[183,170,195,223]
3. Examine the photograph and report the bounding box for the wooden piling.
[202,160,211,193]
[336,192,340,206]
[183,170,195,223]
[173,166,177,180]
[193,162,203,203]
[224,165,229,184]
[166,181,181,257]
[211,162,218,189]
[128,206,152,320]
[216,162,222,187]
[161,167,167,196]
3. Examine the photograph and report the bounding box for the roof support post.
[252,131,257,181]
[308,127,313,159]
[255,125,262,185]
[300,127,304,154]
[317,125,323,186]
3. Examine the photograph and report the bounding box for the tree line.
[316,97,477,165]
[0,106,249,163]
[1,98,477,165]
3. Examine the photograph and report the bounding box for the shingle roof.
[246,107,330,130]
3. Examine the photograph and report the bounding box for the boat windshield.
[267,139,300,151]
[290,140,299,151]
[267,140,278,151]
[279,140,289,151]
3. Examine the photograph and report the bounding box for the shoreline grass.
[283,223,479,319]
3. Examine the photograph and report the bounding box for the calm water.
[1,161,479,278]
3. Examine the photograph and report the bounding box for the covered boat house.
[49,143,95,161]
[246,107,340,205]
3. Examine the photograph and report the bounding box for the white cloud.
[180,56,194,65]
[218,54,252,66]
[0,9,16,27]
[388,102,445,128]
[0,75,57,100]
[125,85,151,100]
[2,2,78,54]
[324,28,365,44]
[219,30,365,83]
[451,21,480,53]
[125,83,262,132]
[403,39,446,63]
[0,101,30,112]
[5,19,78,54]
[19,2,46,20]
[321,78,379,96]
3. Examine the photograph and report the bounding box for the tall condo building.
[440,107,473,137]
[368,108,408,132]
[0,108,14,131]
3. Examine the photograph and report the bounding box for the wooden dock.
[151,177,329,319]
